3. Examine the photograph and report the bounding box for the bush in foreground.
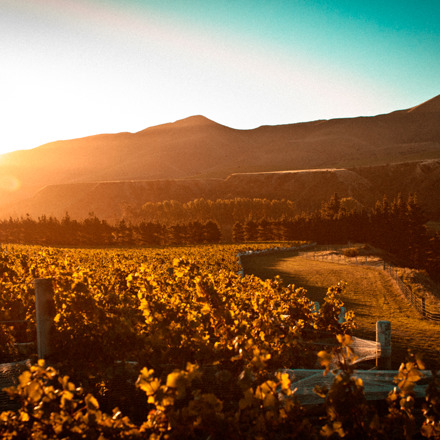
[2,345,440,439]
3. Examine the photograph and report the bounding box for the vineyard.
[1,243,440,438]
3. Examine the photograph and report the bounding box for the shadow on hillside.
[241,253,340,303]
[245,258,371,329]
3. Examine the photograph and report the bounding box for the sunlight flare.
[0,175,21,192]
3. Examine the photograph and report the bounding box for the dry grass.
[241,251,440,368]
[307,245,440,312]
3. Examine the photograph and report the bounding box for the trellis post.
[35,278,55,359]
[338,307,346,324]
[376,320,391,369]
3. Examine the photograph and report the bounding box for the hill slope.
[0,95,439,216]
[4,159,440,221]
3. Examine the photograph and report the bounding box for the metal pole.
[35,278,55,359]
[376,320,391,369]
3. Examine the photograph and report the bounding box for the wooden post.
[376,320,391,369]
[35,278,55,359]
[338,307,346,324]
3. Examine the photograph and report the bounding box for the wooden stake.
[376,320,391,369]
[34,279,55,359]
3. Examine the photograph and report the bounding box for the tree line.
[0,193,438,278]
[0,214,221,247]
[124,197,298,226]
[233,193,440,279]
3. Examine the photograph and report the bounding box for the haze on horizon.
[0,0,439,155]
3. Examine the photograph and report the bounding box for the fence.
[382,264,440,321]
[299,250,440,322]
[298,250,385,268]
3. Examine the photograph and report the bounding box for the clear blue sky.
[0,0,439,154]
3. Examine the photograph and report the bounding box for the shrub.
[343,248,359,258]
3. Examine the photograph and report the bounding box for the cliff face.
[3,159,440,221]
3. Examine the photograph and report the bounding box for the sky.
[0,0,439,155]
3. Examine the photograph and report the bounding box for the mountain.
[407,94,440,113]
[0,95,439,219]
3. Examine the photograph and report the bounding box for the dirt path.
[242,252,440,368]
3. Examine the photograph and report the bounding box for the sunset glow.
[0,0,439,155]
[0,174,21,192]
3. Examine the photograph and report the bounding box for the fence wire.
[298,251,440,322]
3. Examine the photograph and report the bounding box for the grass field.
[241,251,440,368]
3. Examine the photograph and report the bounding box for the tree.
[244,219,258,242]
[204,221,221,243]
[232,221,245,242]
[321,193,343,220]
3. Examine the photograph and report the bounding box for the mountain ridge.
[2,94,439,158]
[407,94,440,113]
[0,94,439,219]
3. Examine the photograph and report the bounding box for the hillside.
[0,95,439,218]
[4,159,440,221]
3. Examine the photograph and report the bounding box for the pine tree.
[232,221,244,242]
[204,221,221,243]
[244,219,258,242]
